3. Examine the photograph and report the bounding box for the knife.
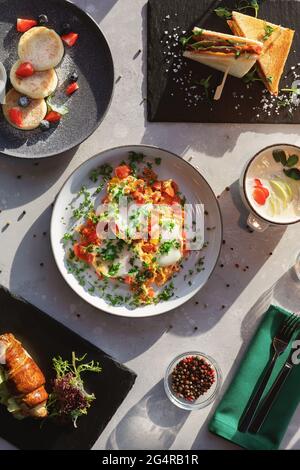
[249,338,300,434]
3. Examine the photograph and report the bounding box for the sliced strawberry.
[61,32,79,47]
[66,82,79,95]
[17,18,38,33]
[253,187,267,205]
[254,178,263,187]
[16,62,34,78]
[45,111,62,122]
[115,165,131,179]
[9,108,23,127]
[260,187,270,198]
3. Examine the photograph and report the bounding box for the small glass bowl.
[164,351,222,410]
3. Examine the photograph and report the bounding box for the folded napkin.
[209,305,300,450]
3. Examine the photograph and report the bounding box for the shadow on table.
[192,267,300,450]
[72,0,119,23]
[167,179,286,337]
[106,380,189,450]
[289,438,300,450]
[8,205,168,363]
[0,146,78,211]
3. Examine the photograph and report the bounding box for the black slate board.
[0,287,136,450]
[147,0,300,123]
[0,0,114,158]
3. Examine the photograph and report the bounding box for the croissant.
[0,333,48,418]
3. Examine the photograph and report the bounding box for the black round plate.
[0,0,114,158]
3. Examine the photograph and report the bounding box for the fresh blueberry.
[61,22,71,35]
[69,71,79,83]
[40,120,50,131]
[18,96,30,108]
[38,14,48,25]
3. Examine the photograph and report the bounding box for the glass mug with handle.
[239,143,300,233]
[0,62,7,104]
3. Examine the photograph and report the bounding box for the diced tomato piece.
[253,187,267,205]
[124,275,133,285]
[171,196,181,205]
[254,178,263,187]
[172,181,179,193]
[260,187,270,198]
[133,191,144,203]
[66,82,79,95]
[73,243,94,264]
[151,192,161,203]
[142,243,156,253]
[143,167,157,181]
[162,181,175,198]
[115,165,131,179]
[81,227,98,244]
[17,18,37,33]
[61,32,79,47]
[45,111,62,122]
[148,288,155,298]
[16,62,34,77]
[152,181,162,191]
[9,108,23,127]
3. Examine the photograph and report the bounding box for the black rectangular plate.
[147,0,300,123]
[0,287,136,450]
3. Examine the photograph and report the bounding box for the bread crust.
[229,12,295,95]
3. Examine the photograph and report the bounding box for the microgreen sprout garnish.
[243,67,263,83]
[179,34,194,47]
[47,352,101,428]
[195,76,212,99]
[214,7,232,19]
[272,149,300,180]
[281,87,300,96]
[263,24,275,41]
[237,0,261,18]
[215,1,262,20]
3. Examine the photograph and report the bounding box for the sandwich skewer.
[214,65,230,101]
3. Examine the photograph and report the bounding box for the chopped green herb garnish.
[108,263,120,277]
[89,164,113,183]
[159,240,180,254]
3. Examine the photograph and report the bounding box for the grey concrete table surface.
[1,0,300,450]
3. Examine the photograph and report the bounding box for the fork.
[239,313,300,432]
[249,333,300,433]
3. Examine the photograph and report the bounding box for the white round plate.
[51,145,222,317]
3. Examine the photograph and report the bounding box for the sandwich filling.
[183,27,263,56]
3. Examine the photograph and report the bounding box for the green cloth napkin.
[209,305,300,450]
